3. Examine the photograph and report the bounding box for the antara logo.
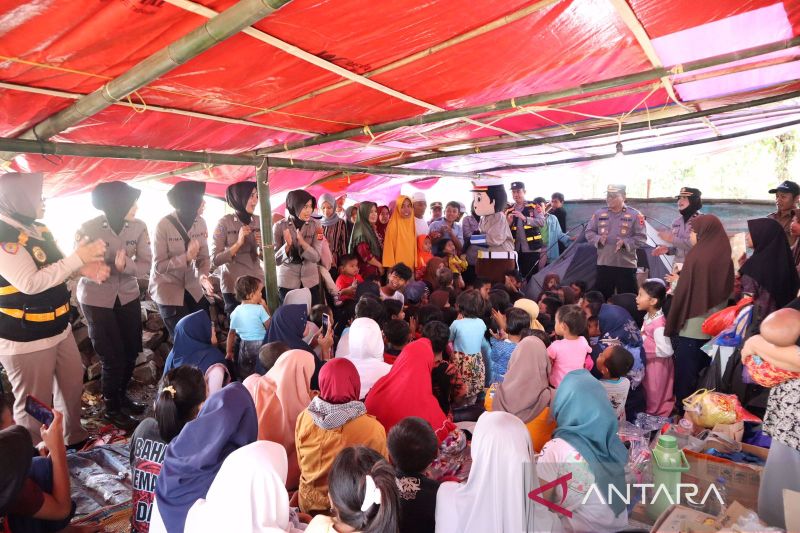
[528,473,725,518]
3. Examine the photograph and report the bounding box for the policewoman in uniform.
[272,190,323,305]
[653,187,702,263]
[76,182,152,429]
[585,184,647,299]
[507,181,545,279]
[150,181,212,339]
[211,180,263,315]
[0,172,109,445]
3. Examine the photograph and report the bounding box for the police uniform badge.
[31,246,47,262]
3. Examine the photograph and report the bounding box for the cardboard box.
[682,444,767,512]
[710,421,744,442]
[650,504,717,533]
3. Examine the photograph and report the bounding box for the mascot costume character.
[470,178,516,283]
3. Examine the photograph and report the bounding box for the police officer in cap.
[653,187,702,263]
[507,181,545,279]
[585,184,647,299]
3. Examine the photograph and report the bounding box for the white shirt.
[415,216,429,236]
[0,244,82,355]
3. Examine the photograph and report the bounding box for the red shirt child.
[335,255,363,302]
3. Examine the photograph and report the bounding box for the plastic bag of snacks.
[701,297,752,336]
[682,389,761,428]
[742,354,800,388]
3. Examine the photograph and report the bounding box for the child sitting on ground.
[381,263,413,305]
[423,320,463,415]
[546,304,592,388]
[227,275,270,378]
[542,273,561,292]
[384,318,411,364]
[488,307,532,383]
[586,316,603,379]
[595,344,635,421]
[383,298,405,322]
[435,237,468,275]
[388,417,442,533]
[335,253,362,304]
[637,281,675,417]
[257,341,288,374]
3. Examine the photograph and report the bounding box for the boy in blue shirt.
[226,275,270,379]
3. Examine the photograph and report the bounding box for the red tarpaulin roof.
[1,0,800,196]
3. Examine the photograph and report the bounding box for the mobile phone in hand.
[321,313,331,336]
[25,395,54,427]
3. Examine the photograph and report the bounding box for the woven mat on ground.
[72,501,132,532]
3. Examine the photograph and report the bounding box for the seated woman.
[130,366,206,533]
[435,411,558,533]
[296,358,388,514]
[536,369,628,532]
[306,446,400,533]
[244,350,315,492]
[265,303,332,389]
[486,336,556,453]
[184,441,305,532]
[150,383,258,533]
[340,317,391,399]
[162,310,229,395]
[365,338,470,482]
[1,415,77,533]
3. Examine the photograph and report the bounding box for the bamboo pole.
[0,137,480,178]
[256,35,800,155]
[478,116,800,172]
[0,0,294,162]
[386,88,800,166]
[255,162,280,312]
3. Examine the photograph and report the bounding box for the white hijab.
[435,411,559,533]
[283,288,312,314]
[341,317,390,399]
[184,441,303,533]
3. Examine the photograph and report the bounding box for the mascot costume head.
[471,178,507,217]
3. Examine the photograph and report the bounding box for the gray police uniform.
[273,218,323,304]
[211,213,263,314]
[76,216,152,405]
[585,205,647,298]
[149,213,210,337]
[667,212,700,263]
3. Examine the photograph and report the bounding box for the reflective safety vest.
[509,203,543,251]
[0,221,71,342]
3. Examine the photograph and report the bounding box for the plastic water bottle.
[648,435,690,520]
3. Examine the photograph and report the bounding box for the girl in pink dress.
[636,281,675,416]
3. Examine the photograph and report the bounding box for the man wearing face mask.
[653,187,702,263]
[585,184,647,299]
[0,173,109,446]
[76,182,152,430]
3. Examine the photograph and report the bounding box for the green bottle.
[648,435,690,520]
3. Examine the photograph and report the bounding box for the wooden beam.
[255,162,280,312]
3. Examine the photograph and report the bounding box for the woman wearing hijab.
[0,172,108,446]
[212,181,263,315]
[487,337,556,452]
[665,214,734,407]
[376,205,391,244]
[513,298,545,331]
[296,358,388,514]
[348,201,384,279]
[537,369,628,532]
[243,350,314,491]
[740,218,800,328]
[341,317,391,398]
[435,411,558,533]
[653,187,703,263]
[383,195,417,270]
[319,193,349,270]
[597,303,646,420]
[162,310,229,394]
[150,180,212,339]
[185,441,305,533]
[273,190,323,305]
[76,181,152,430]
[150,382,258,533]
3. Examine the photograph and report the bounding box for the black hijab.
[285,190,316,229]
[0,425,33,515]
[91,181,141,234]
[679,190,703,223]
[167,181,206,230]
[740,218,800,309]
[225,181,257,225]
